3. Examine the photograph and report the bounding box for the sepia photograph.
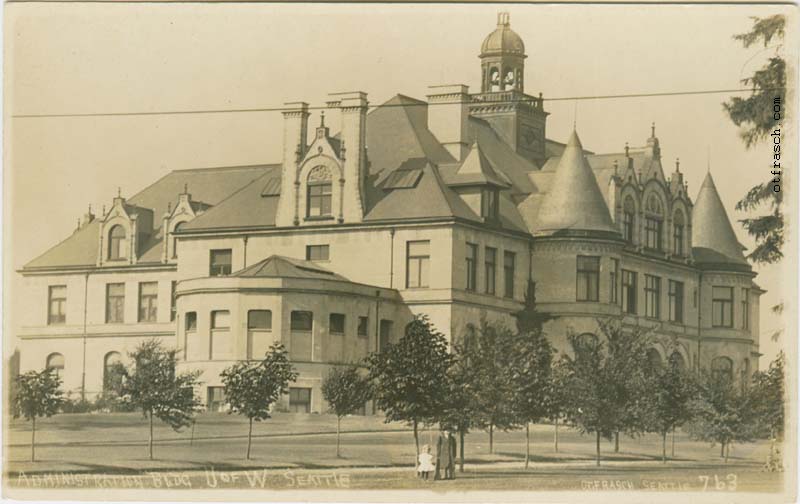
[2,2,797,501]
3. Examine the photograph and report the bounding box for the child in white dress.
[418,444,435,480]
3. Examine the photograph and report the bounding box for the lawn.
[4,412,783,492]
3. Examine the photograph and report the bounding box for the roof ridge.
[173,163,279,173]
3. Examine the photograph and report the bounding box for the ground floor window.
[207,386,226,412]
[289,387,311,413]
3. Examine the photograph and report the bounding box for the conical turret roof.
[692,173,748,265]
[534,130,618,236]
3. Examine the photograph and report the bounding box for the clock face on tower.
[520,124,542,150]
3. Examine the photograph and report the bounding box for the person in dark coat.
[435,429,456,480]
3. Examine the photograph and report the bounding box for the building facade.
[17,13,762,412]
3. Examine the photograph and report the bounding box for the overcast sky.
[4,3,795,362]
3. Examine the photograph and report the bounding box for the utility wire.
[10,86,786,119]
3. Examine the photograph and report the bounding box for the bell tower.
[471,13,549,167]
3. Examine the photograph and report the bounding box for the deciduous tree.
[321,364,372,458]
[12,368,64,462]
[643,355,698,462]
[221,343,298,460]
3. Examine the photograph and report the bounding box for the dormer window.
[481,188,499,220]
[108,225,127,260]
[306,165,333,218]
[622,196,635,242]
[673,211,685,256]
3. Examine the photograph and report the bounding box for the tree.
[468,321,518,454]
[366,314,453,466]
[12,368,64,462]
[644,356,697,463]
[508,327,555,469]
[321,364,371,458]
[221,343,298,460]
[751,351,785,469]
[545,360,569,453]
[723,15,786,266]
[685,370,756,463]
[439,335,481,472]
[113,339,202,460]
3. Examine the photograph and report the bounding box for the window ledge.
[304,216,335,222]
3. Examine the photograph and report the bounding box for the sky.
[3,2,796,363]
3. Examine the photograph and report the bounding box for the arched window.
[668,351,686,371]
[644,195,664,250]
[172,221,186,258]
[108,225,127,260]
[574,333,598,354]
[46,353,64,379]
[490,67,500,91]
[306,166,333,218]
[647,348,663,371]
[103,351,122,392]
[673,210,685,256]
[622,196,636,242]
[711,356,733,381]
[503,67,515,90]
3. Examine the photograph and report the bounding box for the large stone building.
[17,13,761,413]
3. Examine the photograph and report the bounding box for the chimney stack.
[427,84,471,161]
[330,91,368,222]
[276,102,309,226]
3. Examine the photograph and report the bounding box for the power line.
[10,86,785,119]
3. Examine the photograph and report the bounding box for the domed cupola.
[480,12,527,93]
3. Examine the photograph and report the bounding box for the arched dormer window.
[108,225,127,260]
[172,221,186,259]
[672,210,685,256]
[622,196,636,242]
[644,194,664,251]
[306,165,333,218]
[46,352,64,379]
[711,356,733,381]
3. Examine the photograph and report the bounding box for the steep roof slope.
[691,173,749,266]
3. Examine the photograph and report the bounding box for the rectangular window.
[673,224,684,256]
[307,183,332,217]
[576,256,600,302]
[357,316,369,337]
[712,286,734,327]
[644,275,661,319]
[645,217,663,250]
[623,212,634,242]
[330,313,345,335]
[481,188,498,220]
[484,247,497,295]
[185,311,197,331]
[306,244,330,261]
[138,282,158,323]
[209,249,232,276]
[48,285,67,325]
[248,310,272,330]
[170,281,177,322]
[289,387,312,413]
[207,386,227,413]
[609,258,619,304]
[211,310,230,330]
[379,319,393,352]
[621,270,637,315]
[465,243,478,292]
[406,241,430,288]
[503,251,516,299]
[291,311,313,332]
[741,288,750,330]
[668,280,684,323]
[106,283,125,323]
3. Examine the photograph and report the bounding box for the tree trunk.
[525,423,530,469]
[614,431,620,453]
[246,417,253,460]
[553,417,559,453]
[595,431,601,466]
[336,416,341,458]
[671,425,676,458]
[148,411,154,460]
[720,442,725,458]
[413,419,420,469]
[190,419,196,446]
[725,442,730,463]
[489,424,494,454]
[459,429,465,473]
[31,417,36,463]
[662,431,667,464]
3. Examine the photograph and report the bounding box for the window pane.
[576,256,600,302]
[504,251,515,298]
[138,282,158,323]
[106,283,125,323]
[466,243,478,291]
[210,249,232,276]
[306,245,330,261]
[379,320,393,352]
[357,316,369,336]
[330,313,345,334]
[186,312,197,331]
[248,310,272,330]
[211,310,230,329]
[48,285,67,325]
[291,311,313,331]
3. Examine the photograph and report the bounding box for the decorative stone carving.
[307,165,332,183]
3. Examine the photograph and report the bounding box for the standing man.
[435,429,455,480]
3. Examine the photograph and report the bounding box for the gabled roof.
[531,130,619,237]
[232,255,349,281]
[442,143,511,188]
[23,164,276,269]
[691,173,749,266]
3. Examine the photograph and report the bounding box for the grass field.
[5,412,783,492]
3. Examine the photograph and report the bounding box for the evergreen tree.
[321,364,372,458]
[114,339,202,460]
[12,368,64,462]
[366,315,453,466]
[221,343,298,460]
